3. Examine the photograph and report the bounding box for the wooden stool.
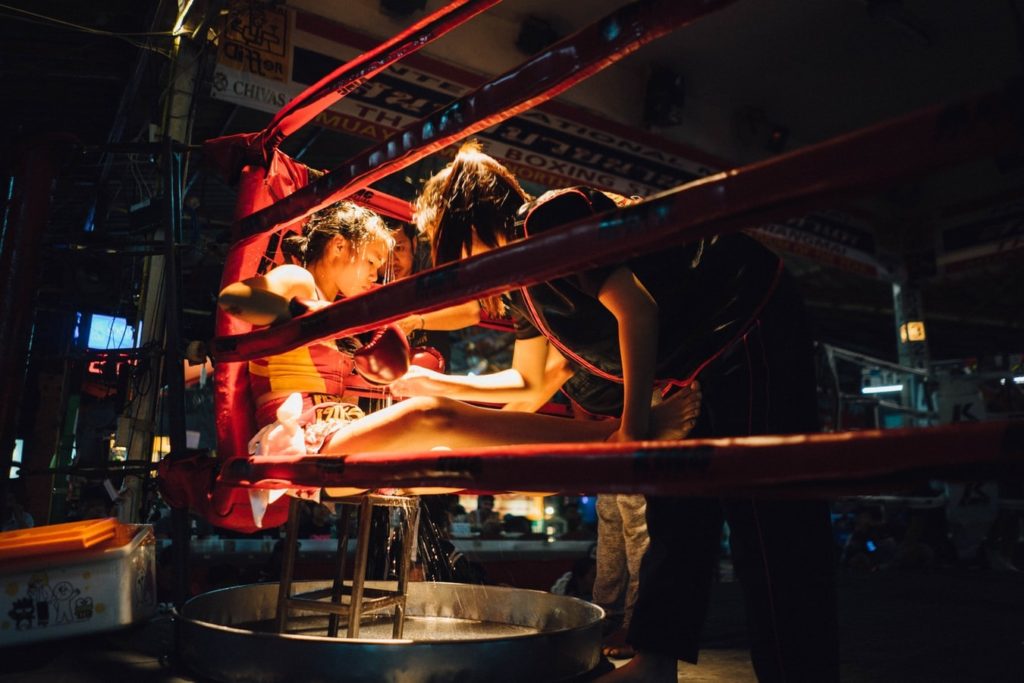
[275,491,419,638]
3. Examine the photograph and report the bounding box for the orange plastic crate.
[0,517,118,560]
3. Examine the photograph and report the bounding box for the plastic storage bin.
[0,519,157,646]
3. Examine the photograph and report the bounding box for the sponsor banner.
[211,4,719,197]
[211,67,293,110]
[750,211,885,278]
[219,2,290,83]
[938,198,1024,273]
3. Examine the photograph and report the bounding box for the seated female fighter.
[217,200,700,463]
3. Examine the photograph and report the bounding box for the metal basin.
[178,580,604,682]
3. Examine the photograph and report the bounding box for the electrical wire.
[0,2,175,57]
[0,3,175,36]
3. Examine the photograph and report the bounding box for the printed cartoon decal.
[4,575,95,631]
[50,581,81,624]
[7,598,34,630]
[27,574,51,627]
[74,597,94,621]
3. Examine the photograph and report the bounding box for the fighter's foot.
[594,651,677,682]
[650,381,701,441]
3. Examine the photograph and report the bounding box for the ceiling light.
[862,384,904,394]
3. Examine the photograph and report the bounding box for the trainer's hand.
[395,314,423,336]
[390,364,450,396]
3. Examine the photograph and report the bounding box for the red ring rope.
[212,82,1024,363]
[259,0,500,155]
[202,0,500,180]
[191,1,1023,519]
[218,421,1024,497]
[234,0,740,237]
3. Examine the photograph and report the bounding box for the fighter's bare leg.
[321,381,700,454]
[322,396,617,454]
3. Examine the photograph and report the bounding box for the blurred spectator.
[3,481,34,531]
[468,494,502,536]
[298,502,337,539]
[503,514,533,535]
[560,499,597,540]
[449,499,468,523]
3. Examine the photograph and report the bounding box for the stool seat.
[276,491,420,639]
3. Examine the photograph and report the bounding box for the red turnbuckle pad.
[353,324,411,385]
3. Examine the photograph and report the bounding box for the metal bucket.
[178,580,604,682]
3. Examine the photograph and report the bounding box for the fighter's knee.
[402,395,459,430]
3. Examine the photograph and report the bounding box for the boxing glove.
[410,345,445,373]
[353,324,411,385]
[287,296,317,318]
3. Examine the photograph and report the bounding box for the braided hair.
[281,200,393,268]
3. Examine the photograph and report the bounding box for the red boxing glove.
[353,324,411,385]
[410,346,445,373]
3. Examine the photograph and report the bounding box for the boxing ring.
[170,1,1024,681]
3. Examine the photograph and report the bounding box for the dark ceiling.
[2,0,1023,366]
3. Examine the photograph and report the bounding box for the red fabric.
[248,342,357,402]
[203,149,320,532]
[202,132,265,185]
[215,149,314,459]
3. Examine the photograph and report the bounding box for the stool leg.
[275,496,302,634]
[328,503,353,638]
[347,495,374,638]
[393,499,420,638]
